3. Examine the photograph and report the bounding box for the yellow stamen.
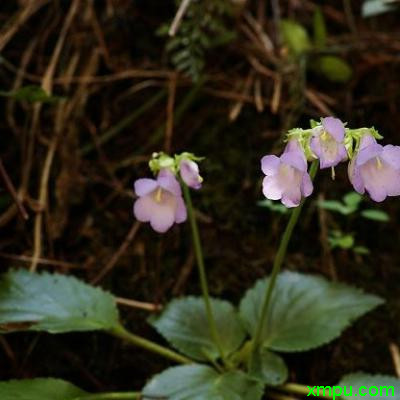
[155,187,163,202]
[198,175,203,183]
[321,131,329,141]
[376,157,382,169]
[331,166,336,180]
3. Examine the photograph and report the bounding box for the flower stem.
[250,160,319,362]
[109,324,191,364]
[75,392,141,400]
[182,184,226,364]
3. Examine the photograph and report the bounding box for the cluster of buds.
[133,152,203,233]
[261,117,400,207]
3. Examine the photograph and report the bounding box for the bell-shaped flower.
[133,169,187,232]
[179,159,203,189]
[310,117,347,169]
[261,139,313,208]
[348,134,400,202]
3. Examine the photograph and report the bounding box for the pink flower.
[179,159,202,189]
[133,169,187,233]
[348,134,400,202]
[311,117,347,169]
[261,139,313,208]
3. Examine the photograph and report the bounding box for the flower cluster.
[261,117,400,207]
[133,152,202,233]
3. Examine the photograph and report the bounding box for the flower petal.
[157,169,182,196]
[261,155,280,175]
[301,172,313,197]
[310,136,322,158]
[175,196,187,223]
[322,117,345,142]
[359,134,377,150]
[262,175,283,200]
[381,145,400,169]
[281,151,307,171]
[281,185,302,207]
[356,143,383,166]
[134,179,158,196]
[134,195,155,222]
[348,159,365,194]
[149,195,177,233]
[180,160,202,189]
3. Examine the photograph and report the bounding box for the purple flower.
[133,169,187,233]
[348,134,400,202]
[311,117,347,169]
[261,139,313,207]
[179,159,203,189]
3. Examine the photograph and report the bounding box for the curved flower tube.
[133,169,187,232]
[348,134,400,202]
[261,139,313,208]
[310,117,347,169]
[179,159,203,189]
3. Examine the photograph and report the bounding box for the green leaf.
[361,209,390,222]
[328,231,355,249]
[318,200,353,215]
[0,378,87,400]
[149,296,246,361]
[257,199,289,214]
[313,7,326,49]
[250,347,288,386]
[317,56,352,83]
[343,192,363,208]
[280,20,312,56]
[0,85,63,103]
[0,269,119,333]
[338,373,400,399]
[239,271,383,352]
[142,365,264,400]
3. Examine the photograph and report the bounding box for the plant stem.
[250,160,319,361]
[109,324,191,364]
[278,382,334,399]
[75,393,141,400]
[182,184,226,364]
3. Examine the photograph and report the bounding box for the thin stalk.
[109,324,191,364]
[278,382,334,399]
[75,392,141,400]
[182,184,226,364]
[250,160,319,361]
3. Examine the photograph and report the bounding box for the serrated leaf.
[150,296,246,361]
[317,56,352,83]
[0,269,119,333]
[339,373,400,399]
[361,209,389,222]
[239,271,383,352]
[0,378,87,400]
[250,347,288,386]
[281,20,312,56]
[142,365,264,400]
